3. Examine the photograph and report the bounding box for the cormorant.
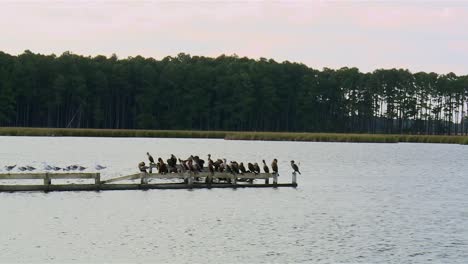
[291,160,301,174]
[147,152,155,164]
[271,159,278,174]
[253,163,261,174]
[262,160,269,173]
[157,158,168,174]
[247,162,255,173]
[239,162,247,174]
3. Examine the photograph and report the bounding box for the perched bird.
[18,166,27,171]
[157,158,168,174]
[78,166,86,171]
[253,163,261,174]
[167,154,177,168]
[5,165,16,171]
[147,152,155,164]
[138,161,148,173]
[291,160,301,174]
[271,159,278,174]
[247,162,255,173]
[262,160,269,173]
[208,159,215,175]
[239,162,247,174]
[230,161,240,174]
[95,165,107,170]
[26,166,36,171]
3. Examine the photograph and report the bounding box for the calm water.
[0,136,467,263]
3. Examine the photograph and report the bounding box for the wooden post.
[140,172,147,184]
[292,172,297,185]
[265,178,269,184]
[95,173,101,190]
[187,173,193,186]
[43,173,51,186]
[273,173,278,185]
[232,175,237,185]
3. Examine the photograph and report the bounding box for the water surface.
[1,137,467,263]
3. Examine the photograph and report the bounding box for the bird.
[271,159,278,174]
[239,162,247,174]
[78,166,86,171]
[18,166,27,171]
[262,160,269,173]
[157,158,168,174]
[95,165,106,170]
[247,162,255,173]
[26,166,36,171]
[5,165,16,171]
[253,163,261,174]
[147,152,155,164]
[291,160,301,174]
[138,161,147,173]
[230,161,240,174]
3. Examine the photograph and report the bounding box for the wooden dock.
[0,172,298,192]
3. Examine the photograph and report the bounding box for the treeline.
[0,50,467,134]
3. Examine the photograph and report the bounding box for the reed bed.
[1,127,467,145]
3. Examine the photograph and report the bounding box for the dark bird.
[214,159,223,172]
[230,161,240,174]
[239,162,247,174]
[167,154,177,168]
[5,165,16,171]
[253,163,261,174]
[147,152,155,164]
[138,161,148,173]
[291,160,301,174]
[247,162,255,173]
[78,166,86,171]
[52,166,61,171]
[157,158,168,174]
[208,160,215,175]
[262,160,269,173]
[26,166,36,171]
[18,166,27,171]
[271,159,278,174]
[95,165,106,170]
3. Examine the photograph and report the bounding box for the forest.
[0,50,467,135]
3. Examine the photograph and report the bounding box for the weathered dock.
[0,172,298,192]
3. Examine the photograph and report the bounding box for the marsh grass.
[1,127,467,145]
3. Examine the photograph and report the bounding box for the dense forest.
[0,50,467,134]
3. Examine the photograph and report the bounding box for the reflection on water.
[0,137,468,263]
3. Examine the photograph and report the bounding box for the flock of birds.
[2,164,107,172]
[140,153,301,175]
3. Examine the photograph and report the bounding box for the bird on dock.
[138,161,148,173]
[208,160,215,175]
[18,166,27,171]
[5,165,16,171]
[271,159,278,174]
[26,166,36,171]
[95,165,106,170]
[247,162,255,174]
[167,154,177,168]
[291,160,301,174]
[262,160,269,173]
[214,159,223,172]
[157,158,168,174]
[253,163,261,174]
[147,152,155,164]
[78,166,86,171]
[239,162,247,174]
[230,161,240,174]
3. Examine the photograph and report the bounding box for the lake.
[1,136,467,263]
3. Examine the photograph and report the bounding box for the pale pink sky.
[1,1,468,74]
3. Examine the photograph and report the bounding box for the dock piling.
[273,173,278,185]
[292,172,297,185]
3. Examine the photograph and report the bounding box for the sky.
[1,1,468,74]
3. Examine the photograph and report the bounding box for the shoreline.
[0,127,467,145]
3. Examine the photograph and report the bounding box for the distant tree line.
[0,50,467,134]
